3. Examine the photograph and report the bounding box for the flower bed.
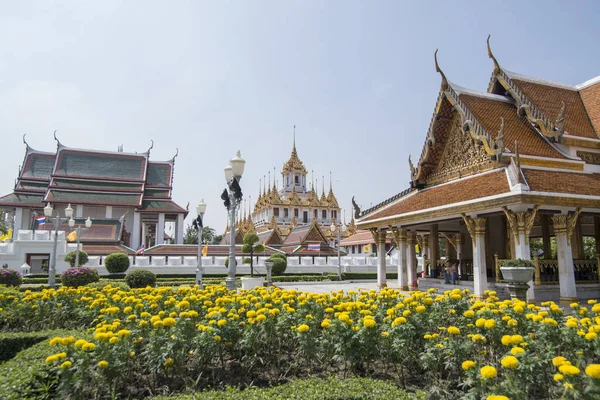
[1,285,600,398]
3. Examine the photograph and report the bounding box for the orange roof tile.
[512,79,597,139]
[523,169,600,196]
[340,230,391,246]
[361,169,509,222]
[460,94,568,159]
[580,82,600,134]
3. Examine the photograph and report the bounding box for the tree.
[183,224,216,244]
[0,211,8,235]
[241,232,265,277]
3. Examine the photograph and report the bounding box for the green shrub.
[87,281,131,291]
[152,376,425,400]
[60,267,99,287]
[0,269,22,287]
[125,269,157,288]
[242,257,252,264]
[501,259,535,268]
[267,255,287,275]
[0,330,90,400]
[104,253,130,273]
[270,252,287,261]
[64,249,89,267]
[0,332,49,362]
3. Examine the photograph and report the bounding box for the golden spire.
[327,172,339,207]
[320,175,327,203]
[282,126,308,176]
[347,217,356,236]
[272,167,277,191]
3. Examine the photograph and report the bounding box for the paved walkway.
[277,280,409,294]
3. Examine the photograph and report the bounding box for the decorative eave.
[486,35,566,143]
[409,49,505,188]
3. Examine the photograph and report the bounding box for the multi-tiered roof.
[358,37,600,228]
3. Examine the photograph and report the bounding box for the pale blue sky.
[1,1,599,230]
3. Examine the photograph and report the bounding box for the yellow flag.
[67,231,78,242]
[415,244,420,254]
[0,229,12,241]
[363,244,371,253]
[201,243,209,257]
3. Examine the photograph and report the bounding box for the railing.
[531,255,599,284]
[574,258,599,283]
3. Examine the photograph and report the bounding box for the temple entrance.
[25,253,50,274]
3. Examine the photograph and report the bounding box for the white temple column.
[407,231,417,289]
[13,208,23,235]
[157,213,165,245]
[371,229,387,288]
[430,224,439,278]
[396,228,408,291]
[552,212,580,305]
[455,233,464,277]
[175,214,184,244]
[463,215,488,298]
[105,206,113,219]
[131,212,141,250]
[503,206,539,303]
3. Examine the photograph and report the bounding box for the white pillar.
[105,206,112,219]
[407,231,417,289]
[13,208,23,235]
[76,205,83,218]
[463,215,488,298]
[175,214,184,245]
[397,228,408,290]
[131,212,141,250]
[552,213,578,305]
[455,234,464,277]
[157,213,166,245]
[371,229,387,288]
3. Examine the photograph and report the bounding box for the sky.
[1,1,599,232]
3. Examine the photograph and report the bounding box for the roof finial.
[273,167,276,189]
[329,171,333,192]
[268,170,271,191]
[487,34,501,74]
[263,175,266,195]
[172,148,179,160]
[22,134,30,150]
[53,130,63,148]
[434,49,448,90]
[147,139,154,155]
[322,175,325,196]
[293,125,296,151]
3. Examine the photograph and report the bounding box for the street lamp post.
[264,259,274,287]
[331,220,347,281]
[223,150,246,291]
[44,203,74,288]
[68,216,92,268]
[195,199,207,289]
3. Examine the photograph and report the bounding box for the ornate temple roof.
[282,133,308,176]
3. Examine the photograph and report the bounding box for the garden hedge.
[104,253,130,273]
[152,377,426,400]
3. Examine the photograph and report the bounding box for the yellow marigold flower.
[585,364,600,379]
[463,310,475,318]
[514,305,524,313]
[117,329,131,338]
[381,331,389,337]
[123,306,133,314]
[553,356,568,367]
[130,351,135,357]
[501,335,511,346]
[74,339,87,348]
[163,318,176,327]
[402,310,411,317]
[61,336,75,346]
[501,355,519,369]
[566,319,578,328]
[98,360,109,369]
[321,319,332,329]
[510,335,524,345]
[297,324,310,333]
[507,319,518,327]
[486,396,509,400]
[392,317,407,326]
[424,334,432,340]
[484,319,496,329]
[589,300,597,305]
[543,318,558,326]
[82,342,96,352]
[436,343,444,349]
[416,306,426,313]
[554,373,564,381]
[363,318,376,328]
[585,332,597,341]
[480,365,497,379]
[448,326,460,335]
[563,383,574,391]
[45,355,59,364]
[217,319,227,327]
[153,320,163,328]
[60,361,72,369]
[164,357,174,367]
[139,320,148,328]
[49,337,62,346]
[558,364,580,376]
[475,318,486,328]
[462,360,475,371]
[109,337,120,344]
[570,302,579,309]
[214,335,222,342]
[511,347,524,355]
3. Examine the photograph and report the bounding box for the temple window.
[284,208,289,218]
[322,210,327,220]
[295,175,299,184]
[274,208,279,217]
[294,208,298,217]
[314,210,318,219]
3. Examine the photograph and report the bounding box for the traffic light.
[221,189,231,210]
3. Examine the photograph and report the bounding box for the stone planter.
[500,267,535,300]
[241,277,264,290]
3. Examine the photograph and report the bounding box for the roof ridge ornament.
[171,148,179,161]
[555,101,566,135]
[146,140,154,155]
[487,35,501,74]
[434,49,448,91]
[53,130,64,149]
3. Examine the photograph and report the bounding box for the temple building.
[0,136,188,259]
[223,133,351,255]
[356,37,600,304]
